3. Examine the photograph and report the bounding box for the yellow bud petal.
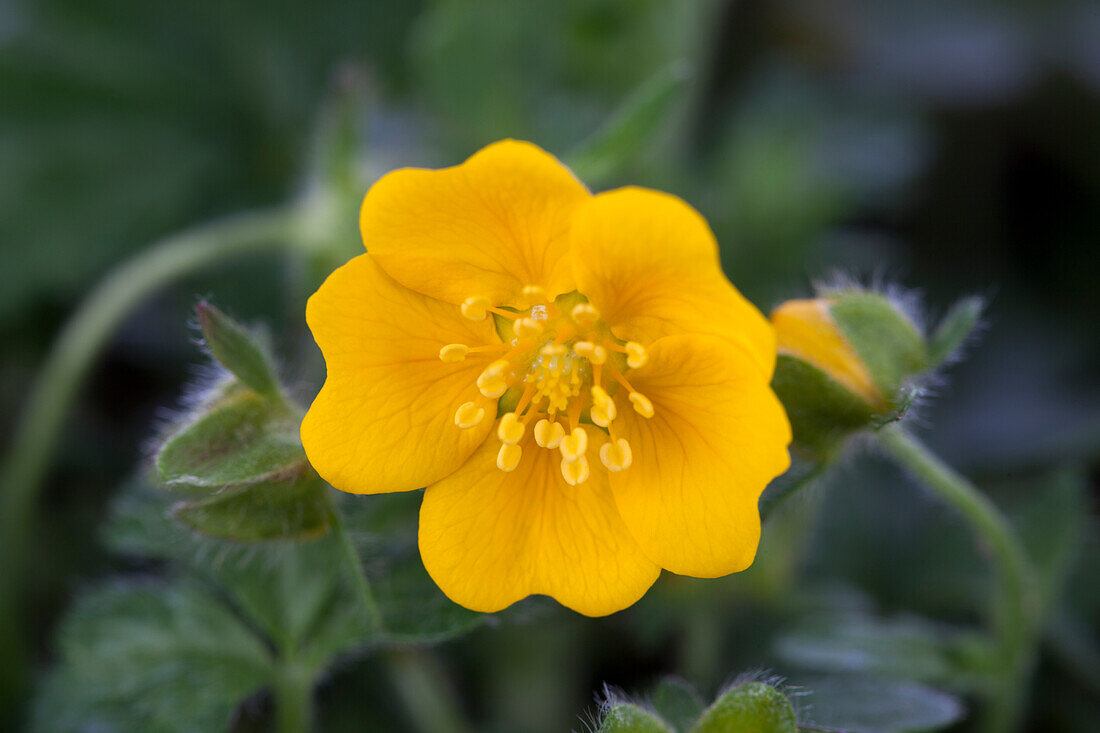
[497,443,522,472]
[439,343,469,363]
[560,455,590,485]
[534,419,565,448]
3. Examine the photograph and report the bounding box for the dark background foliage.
[1,0,1098,730]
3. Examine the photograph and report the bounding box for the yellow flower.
[301,140,792,616]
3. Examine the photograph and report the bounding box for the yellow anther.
[540,343,567,356]
[497,412,525,445]
[454,402,485,429]
[625,342,648,369]
[591,385,613,410]
[600,438,633,472]
[561,456,590,485]
[559,427,588,462]
[573,341,607,364]
[439,343,469,363]
[477,360,509,398]
[497,443,522,472]
[461,296,491,321]
[629,391,655,418]
[522,285,547,305]
[534,419,565,448]
[590,404,612,428]
[513,317,544,338]
[571,303,599,327]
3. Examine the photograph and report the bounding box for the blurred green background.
[2,0,1098,730]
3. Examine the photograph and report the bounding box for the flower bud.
[770,289,932,455]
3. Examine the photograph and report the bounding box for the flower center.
[440,288,653,484]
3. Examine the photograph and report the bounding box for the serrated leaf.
[691,681,797,733]
[567,62,691,185]
[157,387,305,489]
[927,296,984,367]
[30,581,272,733]
[650,677,705,732]
[172,470,330,541]
[197,302,281,396]
[599,702,674,733]
[798,675,964,733]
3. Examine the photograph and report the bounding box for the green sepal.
[172,470,331,542]
[599,701,674,733]
[928,296,984,367]
[690,681,797,733]
[829,292,928,400]
[157,385,306,490]
[197,301,281,397]
[771,354,877,456]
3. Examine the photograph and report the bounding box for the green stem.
[878,424,1039,733]
[386,649,472,733]
[0,207,300,705]
[273,659,314,733]
[326,499,385,633]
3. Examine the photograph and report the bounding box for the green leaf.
[774,613,970,687]
[197,301,281,397]
[157,386,305,489]
[599,701,674,733]
[691,681,797,733]
[30,581,272,733]
[172,470,331,541]
[927,296,984,367]
[567,62,691,185]
[797,675,964,733]
[649,677,705,732]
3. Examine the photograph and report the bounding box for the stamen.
[571,303,599,327]
[439,343,469,363]
[589,385,617,427]
[625,342,648,369]
[540,344,567,356]
[497,443,522,472]
[497,412,525,444]
[573,341,607,364]
[522,285,547,306]
[600,438,633,472]
[477,360,509,398]
[560,427,588,462]
[513,317,544,338]
[487,307,521,320]
[629,392,655,418]
[461,296,491,321]
[454,401,485,429]
[561,456,590,485]
[534,419,565,448]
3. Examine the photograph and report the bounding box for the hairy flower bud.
[770,288,958,456]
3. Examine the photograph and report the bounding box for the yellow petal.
[419,436,660,616]
[608,334,792,577]
[302,254,497,494]
[570,187,776,378]
[362,139,589,308]
[770,298,884,407]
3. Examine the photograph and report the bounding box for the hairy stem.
[879,424,1038,733]
[0,207,299,705]
[326,498,385,634]
[273,659,314,733]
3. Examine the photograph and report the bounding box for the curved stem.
[326,498,385,633]
[0,207,300,703]
[878,424,1038,733]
